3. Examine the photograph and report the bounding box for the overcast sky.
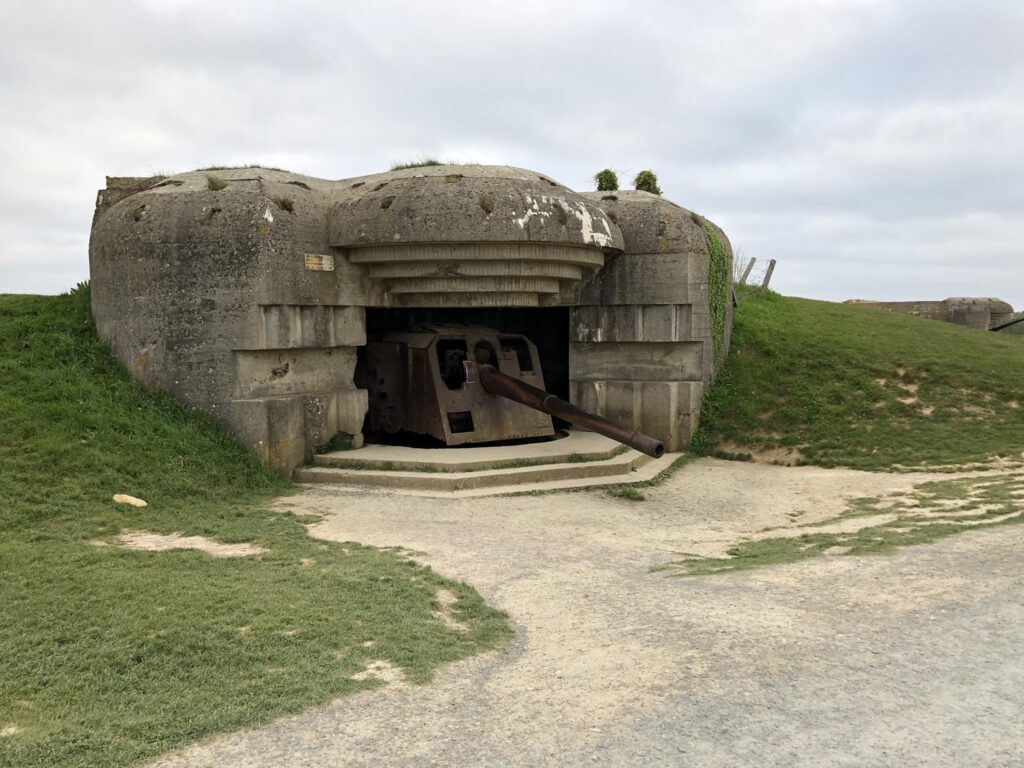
[1,0,1021,308]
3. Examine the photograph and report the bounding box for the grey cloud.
[0,0,1020,308]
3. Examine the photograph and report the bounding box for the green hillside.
[0,287,510,768]
[697,288,1024,471]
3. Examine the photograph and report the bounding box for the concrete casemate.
[89,165,733,475]
[846,297,1015,330]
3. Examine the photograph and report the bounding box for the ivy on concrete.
[702,219,729,367]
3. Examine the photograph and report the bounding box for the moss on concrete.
[702,220,730,367]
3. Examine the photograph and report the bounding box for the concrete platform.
[313,431,624,473]
[297,451,681,498]
[295,430,682,496]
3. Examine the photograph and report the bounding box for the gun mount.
[363,324,665,458]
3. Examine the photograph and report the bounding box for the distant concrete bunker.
[90,165,733,474]
[846,298,1017,331]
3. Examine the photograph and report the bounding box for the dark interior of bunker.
[358,307,571,447]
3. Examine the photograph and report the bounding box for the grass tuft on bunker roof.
[387,159,482,171]
[193,163,288,172]
[389,158,445,170]
[0,286,511,768]
[694,286,1024,471]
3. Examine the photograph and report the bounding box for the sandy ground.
[91,530,267,557]
[150,459,1024,767]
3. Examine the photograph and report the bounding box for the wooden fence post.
[739,257,757,285]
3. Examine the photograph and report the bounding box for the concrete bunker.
[89,165,733,475]
[845,297,1016,331]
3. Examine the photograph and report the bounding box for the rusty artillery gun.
[363,325,664,458]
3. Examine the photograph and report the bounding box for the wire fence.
[733,255,777,289]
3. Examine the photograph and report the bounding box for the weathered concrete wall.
[90,169,369,474]
[90,167,732,473]
[846,297,1014,331]
[329,165,622,251]
[330,165,621,308]
[573,191,733,451]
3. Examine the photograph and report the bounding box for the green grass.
[271,195,294,213]
[695,287,1024,471]
[194,164,287,172]
[662,472,1024,576]
[389,158,444,171]
[632,169,661,195]
[205,175,227,191]
[0,287,511,768]
[386,159,482,172]
[594,168,619,192]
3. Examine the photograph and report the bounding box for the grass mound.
[697,288,1024,471]
[0,287,510,768]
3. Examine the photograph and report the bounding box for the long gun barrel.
[991,315,1024,333]
[477,365,665,458]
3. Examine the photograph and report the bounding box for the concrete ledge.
[570,341,704,381]
[348,243,606,308]
[299,451,682,498]
[296,448,651,491]
[314,431,622,472]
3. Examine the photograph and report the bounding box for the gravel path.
[151,460,1024,767]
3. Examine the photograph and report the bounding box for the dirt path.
[151,460,1024,767]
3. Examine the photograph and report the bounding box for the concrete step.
[299,451,682,498]
[296,448,655,492]
[313,431,624,473]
